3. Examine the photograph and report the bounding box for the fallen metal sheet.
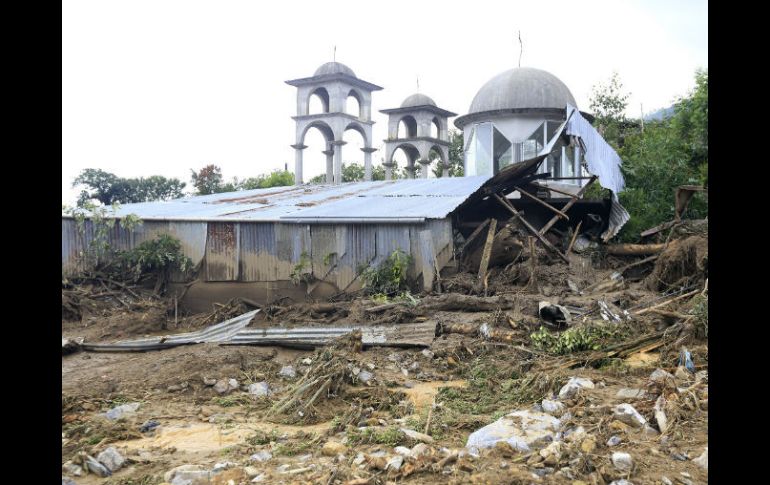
[80,311,436,352]
[224,322,437,349]
[81,309,260,352]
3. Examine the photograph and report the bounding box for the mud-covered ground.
[62,230,708,485]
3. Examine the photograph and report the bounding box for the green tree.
[431,130,464,177]
[190,164,224,195]
[589,72,631,147]
[240,170,295,189]
[73,169,186,206]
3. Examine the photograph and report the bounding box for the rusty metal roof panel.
[70,177,490,223]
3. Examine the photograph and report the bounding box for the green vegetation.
[240,169,295,189]
[529,324,626,355]
[73,169,186,207]
[359,249,412,296]
[64,202,142,270]
[121,234,194,291]
[588,69,708,242]
[290,251,312,285]
[247,429,281,446]
[190,164,294,194]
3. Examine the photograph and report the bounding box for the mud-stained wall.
[62,218,455,303]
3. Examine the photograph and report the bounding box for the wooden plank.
[477,218,498,280]
[514,186,570,220]
[493,194,569,263]
[529,183,579,198]
[566,220,583,254]
[606,243,667,256]
[461,218,491,253]
[538,175,598,237]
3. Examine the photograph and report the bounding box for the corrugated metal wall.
[61,218,454,292]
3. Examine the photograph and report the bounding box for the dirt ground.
[62,228,708,485]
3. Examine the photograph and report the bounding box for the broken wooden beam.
[461,218,491,253]
[493,194,569,263]
[529,183,580,198]
[538,175,598,237]
[477,218,498,281]
[513,185,569,220]
[566,220,583,255]
[606,243,668,256]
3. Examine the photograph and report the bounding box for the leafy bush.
[120,234,193,293]
[360,249,412,296]
[530,324,625,355]
[240,169,295,189]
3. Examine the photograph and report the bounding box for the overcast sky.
[62,0,708,204]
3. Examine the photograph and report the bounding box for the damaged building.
[62,64,629,311]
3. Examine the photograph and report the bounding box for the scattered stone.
[250,450,272,462]
[661,477,673,485]
[62,478,77,485]
[615,388,646,399]
[611,452,633,473]
[275,464,291,473]
[674,366,692,381]
[565,426,587,443]
[62,461,83,476]
[167,384,182,392]
[301,358,312,365]
[248,382,271,397]
[650,368,676,384]
[322,441,347,456]
[654,395,669,433]
[353,452,366,466]
[613,404,647,428]
[251,473,267,483]
[541,399,565,417]
[200,406,215,417]
[84,455,111,477]
[409,443,431,458]
[279,366,296,379]
[97,447,125,472]
[400,428,435,444]
[609,420,632,433]
[580,437,596,454]
[394,446,411,456]
[609,481,634,485]
[202,377,217,386]
[558,377,594,399]
[140,419,160,433]
[539,441,562,465]
[103,402,140,420]
[466,410,561,453]
[212,461,237,473]
[357,370,373,384]
[214,378,238,395]
[164,464,211,483]
[692,447,708,471]
[642,424,660,437]
[242,466,260,478]
[606,435,622,447]
[386,455,404,472]
[422,349,434,359]
[671,452,688,461]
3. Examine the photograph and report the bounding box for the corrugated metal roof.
[65,177,490,223]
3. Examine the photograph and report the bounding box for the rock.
[609,481,634,485]
[358,370,373,384]
[422,349,434,359]
[539,441,562,465]
[394,446,411,456]
[466,410,561,453]
[611,452,633,473]
[97,447,125,472]
[565,426,586,443]
[661,477,673,485]
[167,384,182,392]
[386,455,404,471]
[103,402,140,420]
[62,478,77,485]
[558,377,594,399]
[650,368,676,383]
[615,388,646,400]
[62,461,83,477]
[248,382,271,397]
[164,464,211,483]
[322,441,347,456]
[409,443,431,458]
[250,450,272,462]
[609,420,632,433]
[580,437,596,454]
[353,452,367,466]
[642,424,660,437]
[200,406,215,417]
[606,435,622,447]
[541,399,565,417]
[214,378,238,395]
[140,420,160,433]
[212,461,238,474]
[202,377,217,386]
[84,455,111,477]
[613,404,647,428]
[674,366,692,381]
[692,447,708,471]
[241,466,259,478]
[301,358,312,365]
[279,366,296,378]
[400,428,435,444]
